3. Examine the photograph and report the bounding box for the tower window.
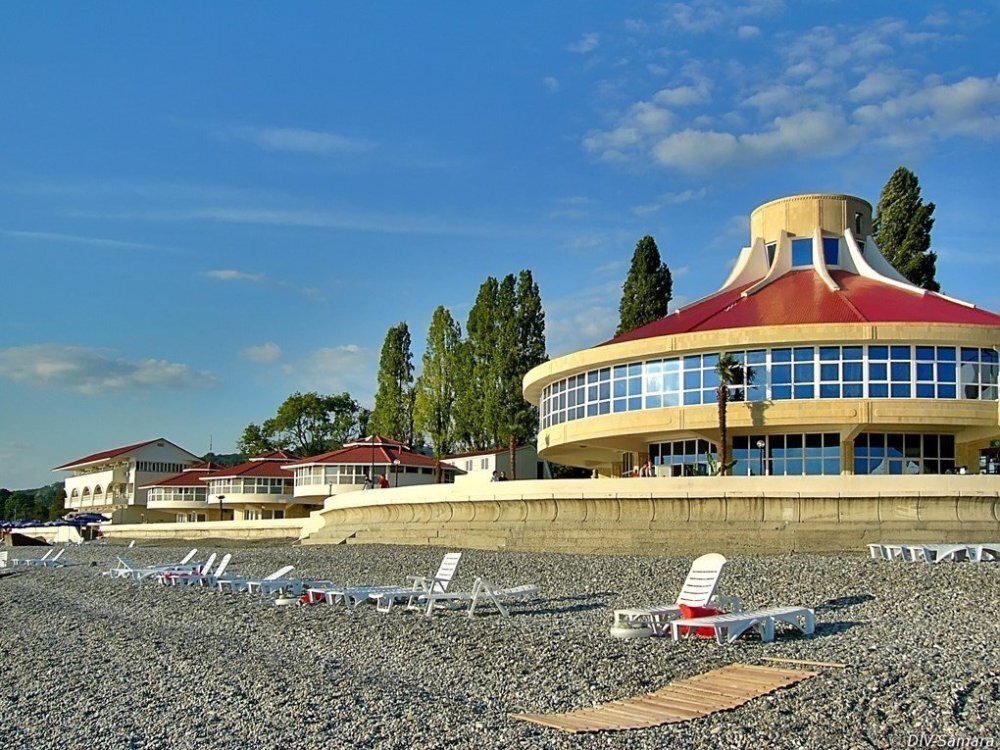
[791,238,812,267]
[822,237,839,266]
[854,212,863,235]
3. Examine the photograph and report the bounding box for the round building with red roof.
[524,193,1000,478]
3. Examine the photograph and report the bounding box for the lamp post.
[756,440,766,476]
[393,458,401,487]
[217,495,225,522]
[369,435,376,488]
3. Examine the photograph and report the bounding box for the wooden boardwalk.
[511,664,817,733]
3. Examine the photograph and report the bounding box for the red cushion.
[679,603,723,637]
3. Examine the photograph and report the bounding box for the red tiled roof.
[604,270,1000,345]
[287,444,457,471]
[142,467,220,489]
[53,438,195,471]
[205,460,293,480]
[344,435,407,449]
[250,450,299,461]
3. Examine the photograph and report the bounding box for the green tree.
[239,392,365,457]
[456,278,500,450]
[369,322,415,444]
[616,235,673,335]
[236,423,274,457]
[413,306,462,458]
[714,353,752,476]
[874,166,939,292]
[48,487,67,521]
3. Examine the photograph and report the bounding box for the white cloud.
[737,25,760,38]
[653,82,711,107]
[542,76,560,93]
[0,229,167,252]
[0,345,217,395]
[661,0,783,33]
[202,269,265,283]
[544,282,622,356]
[215,125,374,156]
[631,187,708,215]
[567,32,600,54]
[284,345,378,403]
[848,70,908,101]
[241,343,282,363]
[740,84,798,114]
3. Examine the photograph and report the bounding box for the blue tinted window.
[915,346,934,361]
[587,371,598,383]
[703,353,719,367]
[819,347,839,361]
[599,383,610,400]
[683,371,700,389]
[771,365,791,384]
[870,383,888,398]
[916,384,935,398]
[791,238,812,266]
[820,364,839,381]
[613,399,626,412]
[890,346,910,360]
[794,347,814,361]
[891,384,911,398]
[984,349,999,364]
[937,347,956,361]
[614,365,627,378]
[684,355,701,369]
[869,346,888,360]
[916,363,933,380]
[822,237,839,265]
[614,379,627,397]
[794,363,814,382]
[794,385,814,399]
[869,363,887,380]
[843,346,863,360]
[820,384,839,399]
[772,385,791,400]
[703,370,720,388]
[645,395,661,409]
[747,349,766,364]
[890,362,910,381]
[937,363,956,381]
[843,383,863,398]
[772,348,791,363]
[938,384,956,399]
[843,362,863,381]
[962,348,979,362]
[628,397,642,411]
[683,391,701,406]
[628,363,642,377]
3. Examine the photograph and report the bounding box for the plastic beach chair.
[35,549,67,568]
[12,549,53,567]
[415,577,539,618]
[611,553,741,638]
[218,564,295,594]
[158,553,217,585]
[669,606,815,645]
[319,552,463,610]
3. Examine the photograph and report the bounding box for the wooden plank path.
[511,664,817,733]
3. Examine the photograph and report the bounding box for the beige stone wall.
[749,193,872,243]
[100,518,306,541]
[300,477,1000,555]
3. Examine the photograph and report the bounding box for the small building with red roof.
[523,193,1000,478]
[53,438,202,523]
[201,450,304,520]
[142,461,225,522]
[284,435,461,503]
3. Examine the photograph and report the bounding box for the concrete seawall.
[97,477,1000,554]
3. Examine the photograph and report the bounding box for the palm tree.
[715,353,753,476]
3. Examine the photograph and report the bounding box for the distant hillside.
[1,481,66,522]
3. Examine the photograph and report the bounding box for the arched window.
[93,484,103,496]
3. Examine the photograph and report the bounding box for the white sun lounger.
[35,549,68,568]
[218,564,295,594]
[669,606,815,645]
[313,552,462,610]
[11,549,54,567]
[414,577,538,618]
[611,553,741,638]
[132,549,201,581]
[157,553,217,585]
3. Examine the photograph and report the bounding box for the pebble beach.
[1,542,998,750]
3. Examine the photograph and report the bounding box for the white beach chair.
[968,543,999,563]
[368,552,464,612]
[415,577,539,618]
[158,553,217,585]
[184,553,233,587]
[104,555,138,578]
[921,544,970,563]
[318,552,462,610]
[611,553,741,638]
[669,606,815,645]
[35,549,67,568]
[218,564,295,594]
[131,549,201,581]
[11,549,54,567]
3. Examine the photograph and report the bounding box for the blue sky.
[1,2,998,489]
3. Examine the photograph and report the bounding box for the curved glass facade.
[539,344,999,429]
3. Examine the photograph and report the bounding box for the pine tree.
[369,322,415,443]
[616,235,673,335]
[506,270,547,478]
[874,166,939,292]
[413,306,462,458]
[456,278,500,449]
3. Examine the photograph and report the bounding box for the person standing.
[379,474,390,489]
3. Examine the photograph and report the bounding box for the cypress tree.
[369,322,415,443]
[874,166,939,292]
[616,235,673,335]
[413,306,462,458]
